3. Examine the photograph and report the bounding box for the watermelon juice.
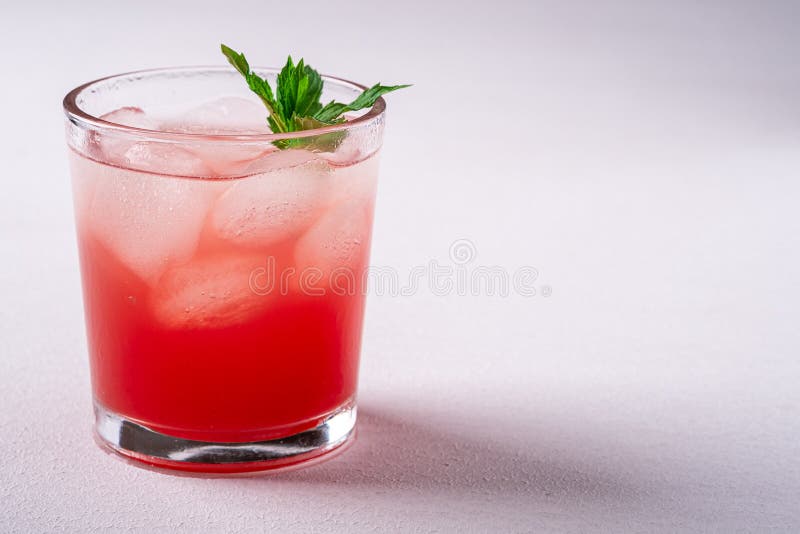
[64,68,386,472]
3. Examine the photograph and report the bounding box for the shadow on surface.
[262,406,634,500]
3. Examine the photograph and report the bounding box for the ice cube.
[94,108,213,177]
[161,97,272,135]
[240,147,320,175]
[317,131,363,167]
[170,127,324,177]
[150,254,270,328]
[177,141,281,178]
[86,161,224,284]
[91,107,158,166]
[327,153,380,205]
[101,106,160,130]
[210,159,330,248]
[158,98,286,176]
[122,142,213,177]
[294,200,372,277]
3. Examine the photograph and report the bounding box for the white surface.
[1,1,799,532]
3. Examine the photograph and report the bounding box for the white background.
[1,0,799,532]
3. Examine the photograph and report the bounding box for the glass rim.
[62,65,386,144]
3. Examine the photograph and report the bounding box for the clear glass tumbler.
[63,67,385,473]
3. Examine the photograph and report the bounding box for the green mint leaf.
[272,115,347,151]
[220,44,249,76]
[315,83,411,123]
[276,56,297,124]
[292,115,333,131]
[348,83,412,111]
[220,44,287,132]
[275,57,325,126]
[313,102,350,124]
[294,63,324,117]
[221,44,410,151]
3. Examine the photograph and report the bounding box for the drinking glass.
[63,67,384,473]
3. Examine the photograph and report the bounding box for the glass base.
[93,402,357,474]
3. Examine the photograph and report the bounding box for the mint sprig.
[221,44,409,150]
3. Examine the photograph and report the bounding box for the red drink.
[64,68,386,472]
